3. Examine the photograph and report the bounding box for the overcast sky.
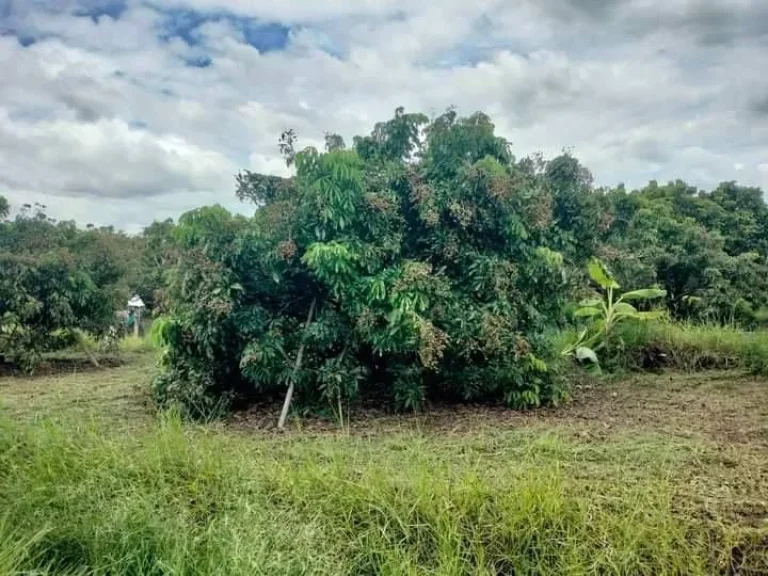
[1,0,767,231]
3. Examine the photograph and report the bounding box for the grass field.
[1,354,768,574]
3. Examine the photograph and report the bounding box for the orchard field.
[2,109,768,574]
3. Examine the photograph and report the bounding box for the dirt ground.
[2,357,766,442]
[3,359,767,445]
[228,370,768,444]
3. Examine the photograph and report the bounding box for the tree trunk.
[277,298,317,430]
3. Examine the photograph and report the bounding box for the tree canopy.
[0,201,175,368]
[154,109,574,416]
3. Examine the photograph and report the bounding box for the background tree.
[2,109,767,386]
[600,181,768,322]
[0,201,125,368]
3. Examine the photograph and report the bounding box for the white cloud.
[153,0,415,22]
[0,111,235,197]
[0,0,766,230]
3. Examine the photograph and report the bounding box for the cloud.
[0,0,766,230]
[750,94,768,116]
[0,111,236,197]
[149,0,414,22]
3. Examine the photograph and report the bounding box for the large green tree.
[600,181,768,322]
[154,109,570,418]
[155,109,768,418]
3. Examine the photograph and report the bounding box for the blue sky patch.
[0,28,37,47]
[159,8,208,45]
[235,19,289,52]
[157,8,290,53]
[0,23,50,48]
[73,0,128,22]
[18,35,37,46]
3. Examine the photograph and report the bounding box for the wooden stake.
[277,298,316,430]
[74,330,100,368]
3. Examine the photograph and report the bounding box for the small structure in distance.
[127,295,146,337]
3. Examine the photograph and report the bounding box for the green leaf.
[578,298,603,308]
[621,288,667,301]
[573,306,602,318]
[587,258,620,290]
[528,354,548,373]
[613,302,638,316]
[575,346,599,364]
[636,310,666,321]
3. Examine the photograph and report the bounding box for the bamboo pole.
[277,298,317,430]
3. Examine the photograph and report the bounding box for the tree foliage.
[154,109,572,416]
[2,106,767,408]
[0,202,127,368]
[600,180,768,323]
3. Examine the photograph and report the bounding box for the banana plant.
[562,258,666,369]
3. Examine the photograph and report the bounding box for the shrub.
[0,252,117,370]
[0,208,124,370]
[562,258,665,370]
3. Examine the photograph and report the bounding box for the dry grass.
[0,354,155,426]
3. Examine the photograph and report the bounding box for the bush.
[155,110,572,417]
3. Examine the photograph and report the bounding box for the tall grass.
[118,333,157,355]
[553,321,768,375]
[0,413,725,575]
[612,321,768,374]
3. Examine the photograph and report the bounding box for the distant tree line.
[0,202,176,368]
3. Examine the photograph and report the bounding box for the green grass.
[0,355,155,425]
[0,413,721,575]
[613,321,768,373]
[2,352,768,575]
[553,321,768,375]
[118,333,157,355]
[37,331,157,367]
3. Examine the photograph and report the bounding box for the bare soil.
[230,370,768,445]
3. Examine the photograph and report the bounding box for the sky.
[1,0,767,232]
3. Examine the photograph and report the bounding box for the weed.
[118,334,157,355]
